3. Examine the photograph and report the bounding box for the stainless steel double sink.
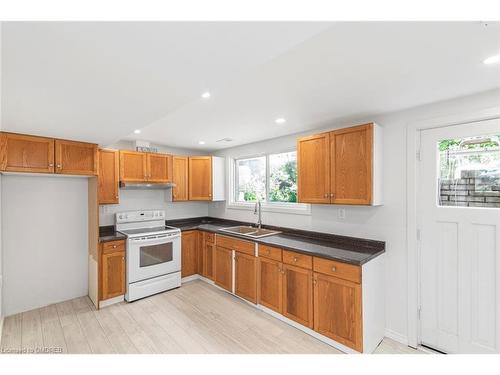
[218,225,281,239]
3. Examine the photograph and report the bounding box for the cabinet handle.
[331,266,337,272]
[49,163,54,167]
[330,193,335,198]
[57,164,62,168]
[313,278,317,285]
[115,195,119,199]
[293,257,298,262]
[122,256,125,260]
[324,193,328,198]
[112,245,117,249]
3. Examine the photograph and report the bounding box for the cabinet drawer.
[216,235,255,256]
[282,250,312,269]
[313,257,361,284]
[258,244,282,262]
[204,231,215,244]
[102,240,125,254]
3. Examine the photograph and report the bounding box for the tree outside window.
[234,151,298,204]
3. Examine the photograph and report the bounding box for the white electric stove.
[116,210,181,302]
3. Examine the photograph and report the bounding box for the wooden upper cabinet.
[101,250,125,300]
[297,123,381,206]
[189,156,212,201]
[214,246,233,292]
[172,156,189,201]
[55,139,97,175]
[181,230,199,278]
[282,263,314,328]
[313,272,363,352]
[330,123,373,205]
[119,150,147,182]
[297,132,331,204]
[147,153,172,183]
[98,149,119,204]
[257,257,283,314]
[234,252,257,304]
[0,132,55,173]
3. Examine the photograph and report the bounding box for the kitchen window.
[231,150,310,214]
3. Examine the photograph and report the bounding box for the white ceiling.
[2,21,500,150]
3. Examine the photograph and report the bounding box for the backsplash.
[99,188,209,226]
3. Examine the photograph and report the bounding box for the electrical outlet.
[338,208,346,220]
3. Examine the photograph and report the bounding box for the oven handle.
[130,233,180,243]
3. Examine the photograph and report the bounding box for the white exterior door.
[418,119,500,354]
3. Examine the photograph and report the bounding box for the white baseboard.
[384,329,409,346]
[98,295,124,309]
[0,316,4,346]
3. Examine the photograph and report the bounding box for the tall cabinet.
[297,123,382,205]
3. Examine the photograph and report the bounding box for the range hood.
[119,181,176,190]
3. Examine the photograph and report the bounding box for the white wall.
[99,140,209,226]
[0,21,4,323]
[2,174,89,316]
[209,88,500,342]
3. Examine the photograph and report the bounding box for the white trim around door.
[406,105,500,349]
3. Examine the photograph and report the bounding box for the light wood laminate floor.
[1,280,420,354]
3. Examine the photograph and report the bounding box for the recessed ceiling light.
[134,129,141,134]
[275,118,286,124]
[483,54,500,65]
[198,141,206,145]
[201,92,211,99]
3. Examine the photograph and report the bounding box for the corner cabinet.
[297,123,382,205]
[98,149,119,204]
[188,156,225,201]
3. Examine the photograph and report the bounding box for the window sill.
[226,201,311,216]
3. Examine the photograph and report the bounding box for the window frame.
[228,149,311,215]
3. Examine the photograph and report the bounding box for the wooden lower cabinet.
[181,230,199,277]
[202,238,215,280]
[313,272,363,352]
[101,250,125,300]
[282,263,314,329]
[214,246,233,292]
[234,252,257,303]
[257,257,283,313]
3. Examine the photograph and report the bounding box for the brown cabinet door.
[98,149,119,204]
[119,150,147,182]
[55,139,97,175]
[188,156,212,201]
[147,153,172,183]
[257,257,283,313]
[235,252,257,303]
[0,132,55,173]
[313,272,363,351]
[172,156,188,201]
[214,246,232,292]
[330,123,373,205]
[282,263,314,328]
[102,251,125,300]
[204,242,215,280]
[181,230,198,277]
[297,132,331,203]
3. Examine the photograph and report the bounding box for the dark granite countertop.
[99,225,127,243]
[166,217,385,265]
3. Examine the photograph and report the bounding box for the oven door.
[127,233,181,283]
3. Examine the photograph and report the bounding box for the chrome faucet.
[254,200,262,228]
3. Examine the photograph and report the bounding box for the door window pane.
[269,151,297,203]
[140,242,173,267]
[235,156,266,202]
[438,134,500,208]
